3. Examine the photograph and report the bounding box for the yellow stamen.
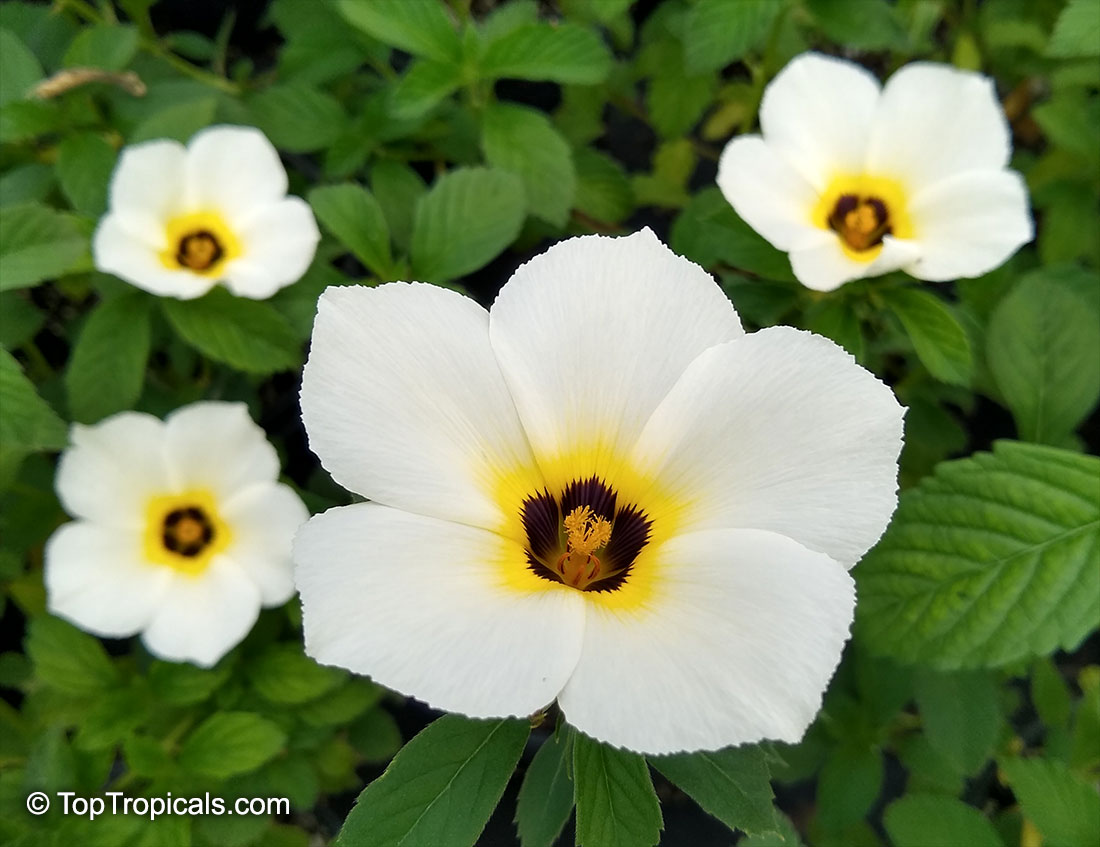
[563,506,612,556]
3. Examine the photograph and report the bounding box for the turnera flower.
[45,403,308,667]
[718,53,1033,291]
[294,229,904,754]
[93,125,320,300]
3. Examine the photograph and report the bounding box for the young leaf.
[336,0,461,63]
[65,293,151,424]
[308,183,392,276]
[56,132,117,217]
[25,615,118,696]
[881,287,973,386]
[856,441,1100,669]
[0,202,87,291]
[161,288,301,374]
[914,670,1000,775]
[179,712,287,780]
[390,58,462,119]
[999,757,1100,847]
[515,728,575,847]
[409,167,524,281]
[335,715,529,847]
[480,23,612,84]
[481,103,576,227]
[573,732,662,847]
[652,744,778,836]
[884,795,1004,847]
[684,0,783,73]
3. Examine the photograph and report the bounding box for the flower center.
[521,476,652,592]
[829,194,891,253]
[144,489,231,575]
[812,174,912,263]
[176,230,223,271]
[162,506,215,557]
[158,210,241,277]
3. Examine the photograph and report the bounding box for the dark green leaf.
[574,149,634,224]
[336,0,461,63]
[0,347,67,454]
[25,615,118,696]
[0,163,54,206]
[309,183,392,275]
[884,794,1004,847]
[805,297,865,361]
[0,28,42,105]
[348,708,403,764]
[56,132,117,217]
[684,0,783,72]
[249,84,346,153]
[246,644,344,705]
[914,670,1000,774]
[0,202,87,291]
[148,659,231,706]
[881,287,973,386]
[0,291,43,349]
[515,728,575,847]
[816,745,883,831]
[805,0,909,50]
[999,757,1100,847]
[573,732,662,847]
[1031,657,1072,730]
[371,160,426,252]
[390,58,462,119]
[129,97,218,144]
[480,23,612,84]
[179,712,286,780]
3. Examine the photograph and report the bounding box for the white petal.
[559,528,855,754]
[905,170,1033,282]
[758,53,881,191]
[788,231,920,291]
[185,126,288,221]
[716,136,823,250]
[294,503,585,718]
[107,139,188,241]
[222,198,320,299]
[300,283,541,532]
[93,216,215,300]
[55,412,169,527]
[632,326,903,568]
[867,63,1011,189]
[220,482,307,605]
[141,556,262,668]
[162,402,279,500]
[488,229,742,486]
[45,522,172,637]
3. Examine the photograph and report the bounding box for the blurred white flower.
[294,229,904,755]
[93,125,320,300]
[718,53,1033,291]
[46,402,308,667]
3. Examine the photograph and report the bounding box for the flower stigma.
[176,230,223,271]
[829,194,891,253]
[158,210,241,276]
[144,489,232,574]
[557,506,613,588]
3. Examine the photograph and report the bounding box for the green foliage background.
[1,0,1098,846]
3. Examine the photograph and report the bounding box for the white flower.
[45,402,308,667]
[717,53,1033,291]
[93,125,320,300]
[293,229,904,755]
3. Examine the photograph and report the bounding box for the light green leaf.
[63,23,139,71]
[65,293,151,424]
[409,167,524,281]
[999,757,1100,847]
[0,347,67,455]
[1031,657,1072,730]
[914,670,1000,774]
[179,712,286,780]
[816,744,883,831]
[0,28,42,105]
[249,84,345,152]
[390,58,462,119]
[0,202,87,291]
[482,102,575,227]
[370,159,426,252]
[805,0,909,49]
[684,0,783,73]
[647,64,717,138]
[336,715,529,847]
[1047,0,1100,58]
[161,288,301,374]
[986,270,1100,443]
[884,794,1004,847]
[147,659,231,706]
[309,183,392,275]
[856,441,1100,669]
[574,149,634,224]
[129,97,218,144]
[25,615,118,697]
[56,132,117,217]
[515,728,575,847]
[573,732,662,847]
[653,744,778,836]
[246,644,344,705]
[480,23,612,84]
[882,287,973,386]
[336,0,460,62]
[0,163,54,206]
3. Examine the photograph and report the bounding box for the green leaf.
[653,744,778,836]
[986,270,1100,443]
[884,794,1004,847]
[298,680,383,726]
[573,732,662,847]
[0,28,42,105]
[63,23,139,71]
[0,202,87,291]
[647,64,717,138]
[0,162,54,206]
[246,644,344,705]
[249,84,346,153]
[482,103,576,227]
[161,288,301,374]
[409,167,524,281]
[1030,657,1072,730]
[815,744,883,831]
[25,615,118,696]
[1047,0,1100,58]
[336,0,460,62]
[0,345,66,456]
[56,132,117,217]
[147,659,231,706]
[179,712,286,780]
[881,287,972,386]
[480,23,612,84]
[684,0,782,73]
[515,729,575,847]
[390,58,462,119]
[64,293,151,424]
[130,97,218,144]
[574,149,634,224]
[999,757,1100,847]
[0,291,43,349]
[336,715,529,847]
[914,670,999,774]
[371,160,426,253]
[348,708,403,763]
[308,183,392,275]
[856,441,1100,669]
[805,297,865,361]
[805,0,909,50]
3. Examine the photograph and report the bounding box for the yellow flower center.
[144,490,232,575]
[159,211,241,276]
[813,174,913,262]
[555,506,614,589]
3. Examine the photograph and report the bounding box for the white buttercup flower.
[94,125,320,300]
[718,53,1033,291]
[294,229,904,755]
[46,402,308,667]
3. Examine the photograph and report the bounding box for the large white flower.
[45,402,308,667]
[93,125,320,300]
[718,53,1033,291]
[294,229,904,755]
